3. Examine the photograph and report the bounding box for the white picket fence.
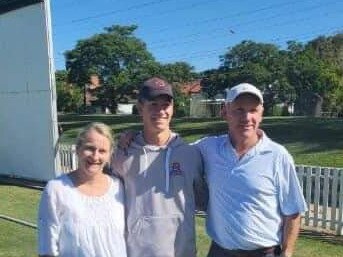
[58,144,78,173]
[58,144,343,235]
[297,166,343,235]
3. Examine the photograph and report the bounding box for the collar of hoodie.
[135,132,179,194]
[140,146,172,193]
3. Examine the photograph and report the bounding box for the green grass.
[2,185,343,257]
[59,115,343,167]
[0,185,40,223]
[0,185,40,257]
[0,221,37,257]
[196,216,211,257]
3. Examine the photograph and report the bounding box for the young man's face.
[224,93,263,140]
[138,95,174,133]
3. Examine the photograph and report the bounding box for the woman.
[38,122,126,257]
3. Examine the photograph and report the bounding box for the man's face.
[224,93,263,140]
[138,95,174,133]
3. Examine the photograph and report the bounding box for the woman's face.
[77,129,111,176]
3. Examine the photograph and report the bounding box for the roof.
[179,80,202,95]
[0,0,43,15]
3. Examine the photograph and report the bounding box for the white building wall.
[0,1,59,181]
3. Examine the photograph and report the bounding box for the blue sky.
[51,0,343,72]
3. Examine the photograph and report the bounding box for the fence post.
[297,165,307,227]
[304,166,312,226]
[71,145,78,170]
[313,167,321,228]
[322,168,330,229]
[338,169,343,235]
[330,168,339,231]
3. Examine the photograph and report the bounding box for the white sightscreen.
[0,0,60,181]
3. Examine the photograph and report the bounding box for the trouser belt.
[207,241,282,257]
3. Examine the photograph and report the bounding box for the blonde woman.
[38,122,126,257]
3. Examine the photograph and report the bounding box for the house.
[85,75,101,103]
[178,79,202,96]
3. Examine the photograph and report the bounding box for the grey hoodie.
[112,132,206,257]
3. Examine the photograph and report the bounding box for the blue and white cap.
[225,83,263,104]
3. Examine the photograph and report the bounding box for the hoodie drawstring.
[141,145,172,193]
[142,146,148,177]
[165,148,172,193]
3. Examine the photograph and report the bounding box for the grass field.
[2,185,343,257]
[59,115,343,167]
[0,185,40,257]
[1,115,343,256]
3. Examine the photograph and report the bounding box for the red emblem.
[154,81,165,89]
[170,162,183,176]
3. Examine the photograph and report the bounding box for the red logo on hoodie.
[170,162,183,176]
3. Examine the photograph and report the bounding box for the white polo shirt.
[195,132,307,250]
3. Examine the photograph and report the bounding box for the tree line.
[56,25,343,117]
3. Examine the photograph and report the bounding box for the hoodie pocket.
[128,215,181,257]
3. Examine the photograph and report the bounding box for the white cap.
[225,83,263,104]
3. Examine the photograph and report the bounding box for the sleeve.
[192,146,209,212]
[190,136,208,150]
[37,182,60,256]
[277,151,308,216]
[111,147,125,178]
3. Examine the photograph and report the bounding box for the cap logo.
[153,81,166,89]
[139,77,173,100]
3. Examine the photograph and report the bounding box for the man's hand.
[117,130,136,149]
[279,251,292,257]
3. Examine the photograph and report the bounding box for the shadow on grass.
[173,122,227,139]
[300,229,343,246]
[58,115,343,154]
[262,117,343,153]
[0,176,45,190]
[59,114,142,131]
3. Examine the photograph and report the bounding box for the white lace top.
[38,174,127,257]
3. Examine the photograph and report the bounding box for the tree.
[55,70,83,112]
[328,81,343,116]
[286,46,341,116]
[65,25,158,112]
[306,34,343,114]
[159,62,197,83]
[200,68,231,98]
[173,86,191,117]
[157,62,197,117]
[204,40,291,115]
[308,34,343,69]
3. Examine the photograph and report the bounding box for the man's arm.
[278,151,307,257]
[193,166,208,213]
[281,213,301,257]
[190,140,209,212]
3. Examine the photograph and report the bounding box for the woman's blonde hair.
[75,122,114,153]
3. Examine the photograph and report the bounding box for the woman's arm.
[37,182,60,256]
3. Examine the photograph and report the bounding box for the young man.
[195,83,307,257]
[111,77,206,257]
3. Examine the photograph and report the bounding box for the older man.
[195,83,307,257]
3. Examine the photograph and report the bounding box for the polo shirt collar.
[224,129,274,158]
[255,130,274,153]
